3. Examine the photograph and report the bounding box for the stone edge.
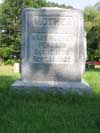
[11,80,92,95]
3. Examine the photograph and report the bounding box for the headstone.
[12,8,91,94]
[0,57,4,65]
[13,63,20,73]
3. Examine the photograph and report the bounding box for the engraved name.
[32,55,74,64]
[32,33,73,43]
[32,16,73,27]
[34,48,73,55]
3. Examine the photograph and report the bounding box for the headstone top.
[22,7,82,11]
[22,7,83,16]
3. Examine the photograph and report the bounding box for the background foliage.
[84,3,100,61]
[0,0,48,63]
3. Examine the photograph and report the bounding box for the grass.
[0,65,100,133]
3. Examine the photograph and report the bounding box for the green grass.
[0,65,100,133]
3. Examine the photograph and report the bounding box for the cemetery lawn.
[0,65,100,133]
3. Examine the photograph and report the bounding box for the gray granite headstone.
[12,8,91,94]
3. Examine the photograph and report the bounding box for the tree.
[47,1,73,8]
[84,6,100,61]
[0,0,48,62]
[95,2,100,11]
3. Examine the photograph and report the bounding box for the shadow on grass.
[0,75,100,105]
[86,68,100,72]
[0,75,100,132]
[0,75,17,90]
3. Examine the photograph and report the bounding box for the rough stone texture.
[12,8,91,94]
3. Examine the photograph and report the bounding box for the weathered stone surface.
[12,8,91,94]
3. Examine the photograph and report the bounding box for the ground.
[0,65,100,133]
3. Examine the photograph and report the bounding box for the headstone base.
[11,80,92,95]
